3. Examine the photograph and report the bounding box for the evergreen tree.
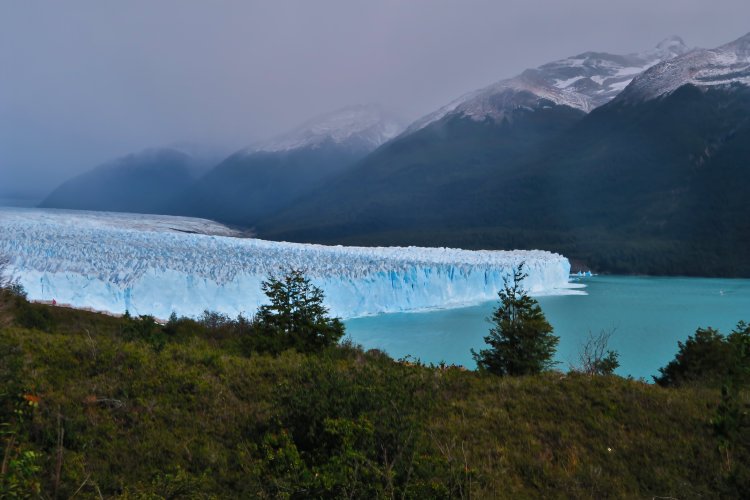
[250,268,345,354]
[472,263,559,375]
[655,322,750,387]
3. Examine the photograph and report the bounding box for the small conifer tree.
[472,263,559,375]
[251,268,344,354]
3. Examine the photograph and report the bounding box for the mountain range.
[168,105,403,226]
[40,32,750,276]
[40,147,216,214]
[405,35,690,133]
[40,105,403,225]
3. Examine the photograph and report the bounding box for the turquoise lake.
[344,275,750,380]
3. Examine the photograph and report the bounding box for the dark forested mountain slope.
[169,104,403,226]
[171,140,376,226]
[40,148,205,215]
[257,102,586,240]
[183,38,686,230]
[257,33,750,276]
[259,84,750,276]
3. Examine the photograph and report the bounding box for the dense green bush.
[655,322,750,387]
[655,321,750,494]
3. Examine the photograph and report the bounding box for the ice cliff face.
[406,36,690,133]
[249,104,404,154]
[616,32,750,103]
[0,208,574,319]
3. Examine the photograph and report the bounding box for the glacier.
[0,207,576,319]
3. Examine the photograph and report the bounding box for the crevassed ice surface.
[0,208,574,319]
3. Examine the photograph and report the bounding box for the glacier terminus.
[0,208,577,319]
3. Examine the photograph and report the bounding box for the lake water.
[344,275,750,380]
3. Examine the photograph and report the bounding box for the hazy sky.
[2,0,749,199]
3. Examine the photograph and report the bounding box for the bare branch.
[573,329,620,376]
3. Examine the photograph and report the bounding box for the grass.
[1,295,747,498]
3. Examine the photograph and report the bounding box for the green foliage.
[472,263,559,376]
[5,283,26,300]
[712,383,750,494]
[262,354,462,498]
[246,269,345,355]
[14,302,55,332]
[0,395,42,499]
[0,449,41,499]
[657,322,750,494]
[655,322,750,387]
[594,351,620,376]
[574,329,620,376]
[0,268,36,335]
[1,296,749,497]
[121,314,167,351]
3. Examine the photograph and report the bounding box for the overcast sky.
[2,0,749,199]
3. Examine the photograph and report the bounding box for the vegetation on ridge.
[0,265,749,497]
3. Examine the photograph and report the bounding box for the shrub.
[15,303,55,332]
[655,322,750,387]
[573,329,620,376]
[0,394,42,498]
[472,263,559,375]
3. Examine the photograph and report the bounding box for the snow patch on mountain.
[406,36,690,133]
[249,104,404,153]
[0,208,576,319]
[616,32,750,102]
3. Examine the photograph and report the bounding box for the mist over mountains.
[40,148,210,215]
[40,105,404,223]
[40,32,750,275]
[167,105,404,226]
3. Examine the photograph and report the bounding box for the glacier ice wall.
[0,208,574,319]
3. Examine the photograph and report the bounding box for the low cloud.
[2,0,749,198]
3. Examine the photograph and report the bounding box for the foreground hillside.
[1,297,748,498]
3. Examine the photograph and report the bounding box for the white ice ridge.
[0,208,575,319]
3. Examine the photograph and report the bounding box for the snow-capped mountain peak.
[722,31,750,58]
[652,35,690,59]
[405,36,690,134]
[250,104,404,154]
[616,32,750,103]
